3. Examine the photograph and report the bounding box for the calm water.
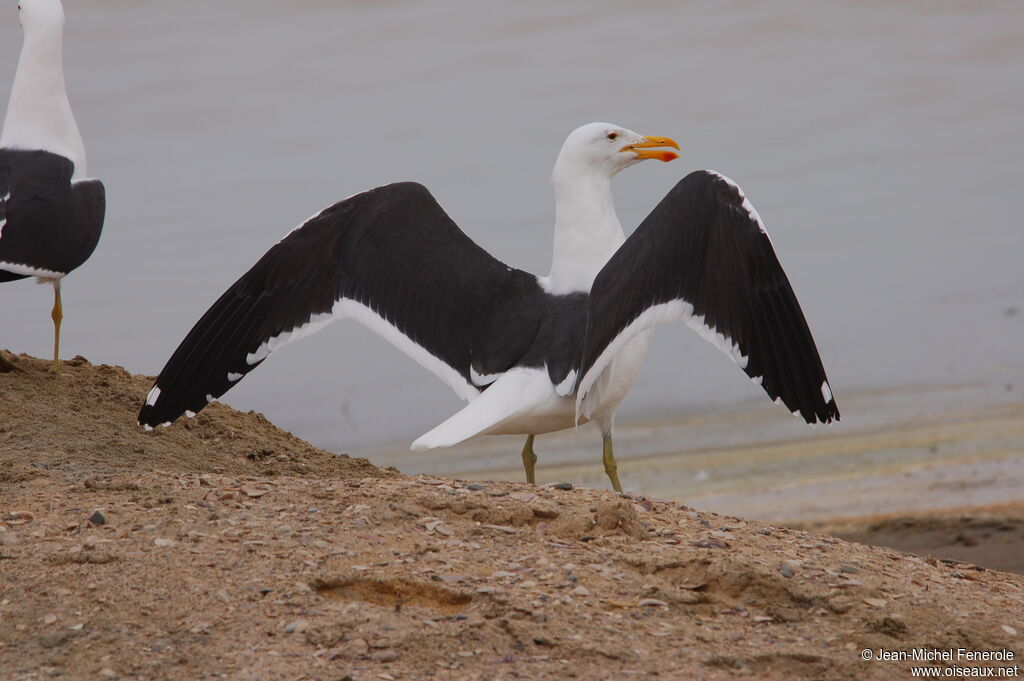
[2,1,1022,452]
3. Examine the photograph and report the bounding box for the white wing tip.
[555,368,577,397]
[145,386,161,407]
[246,348,269,365]
[470,366,500,387]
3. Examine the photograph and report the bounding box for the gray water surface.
[1,1,1021,452]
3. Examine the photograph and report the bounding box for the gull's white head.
[2,0,84,175]
[554,122,679,179]
[545,123,680,292]
[17,0,66,35]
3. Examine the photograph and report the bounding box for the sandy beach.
[1,353,1021,680]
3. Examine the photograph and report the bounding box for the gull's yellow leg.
[49,283,63,373]
[521,434,538,484]
[602,435,623,493]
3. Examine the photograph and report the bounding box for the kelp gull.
[1,0,105,373]
[138,122,838,491]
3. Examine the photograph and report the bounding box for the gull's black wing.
[139,182,544,427]
[577,170,839,424]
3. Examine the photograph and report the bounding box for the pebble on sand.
[283,619,308,634]
[3,511,34,525]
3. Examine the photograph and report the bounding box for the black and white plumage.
[139,181,571,421]
[0,150,104,283]
[139,122,838,491]
[576,170,836,425]
[1,0,105,371]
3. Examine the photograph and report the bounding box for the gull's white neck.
[1,17,86,178]
[545,162,624,295]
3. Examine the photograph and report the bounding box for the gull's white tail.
[411,368,562,450]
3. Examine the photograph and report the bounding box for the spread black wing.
[139,182,545,427]
[577,170,839,424]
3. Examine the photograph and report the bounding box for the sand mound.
[1,353,1021,680]
[0,352,386,482]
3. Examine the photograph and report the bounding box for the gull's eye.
[606,132,619,141]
